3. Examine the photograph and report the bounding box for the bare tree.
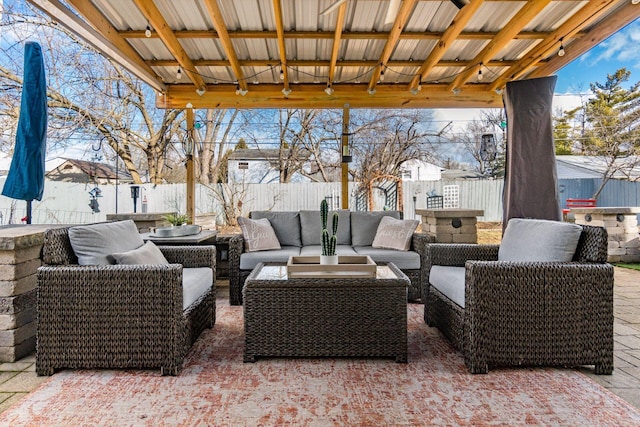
[455,110,506,177]
[350,109,437,184]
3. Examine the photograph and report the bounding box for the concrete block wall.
[572,207,640,263]
[0,226,53,362]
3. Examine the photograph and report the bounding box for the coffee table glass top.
[253,264,399,281]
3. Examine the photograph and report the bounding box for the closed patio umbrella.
[2,42,47,224]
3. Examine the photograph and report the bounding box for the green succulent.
[163,213,190,226]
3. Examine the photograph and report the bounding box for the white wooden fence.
[0,177,505,225]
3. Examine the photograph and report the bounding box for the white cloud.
[584,22,640,69]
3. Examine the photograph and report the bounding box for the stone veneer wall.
[571,207,640,263]
[415,209,484,244]
[0,225,58,362]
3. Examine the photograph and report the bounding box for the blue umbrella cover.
[2,42,48,222]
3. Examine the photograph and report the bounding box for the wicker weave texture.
[36,227,216,376]
[424,224,614,374]
[243,263,409,363]
[230,232,432,305]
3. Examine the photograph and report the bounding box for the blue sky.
[554,19,640,94]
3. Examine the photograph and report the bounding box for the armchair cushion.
[498,218,582,262]
[112,241,169,265]
[250,211,302,247]
[372,216,420,251]
[351,211,401,246]
[182,267,213,310]
[429,266,466,308]
[69,220,144,265]
[237,217,281,252]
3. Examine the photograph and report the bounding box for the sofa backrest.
[351,211,401,247]
[299,210,351,246]
[42,226,77,266]
[573,224,608,263]
[250,211,302,247]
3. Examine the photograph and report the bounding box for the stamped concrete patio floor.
[1,268,639,416]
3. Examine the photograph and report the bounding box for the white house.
[227,149,312,184]
[399,159,444,181]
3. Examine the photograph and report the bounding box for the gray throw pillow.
[351,211,401,247]
[250,211,301,247]
[238,217,281,252]
[371,216,419,251]
[112,241,169,265]
[69,220,144,265]
[498,218,583,262]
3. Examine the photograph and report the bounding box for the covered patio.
[2,0,640,424]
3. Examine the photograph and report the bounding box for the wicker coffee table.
[243,262,409,363]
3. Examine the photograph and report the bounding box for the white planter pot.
[320,255,339,265]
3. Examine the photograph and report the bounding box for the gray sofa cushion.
[498,218,582,262]
[351,211,401,246]
[299,210,351,246]
[250,211,302,247]
[182,267,213,311]
[300,245,358,256]
[353,246,420,270]
[69,220,144,265]
[429,266,466,308]
[240,246,301,270]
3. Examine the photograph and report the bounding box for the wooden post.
[186,106,196,224]
[341,104,350,209]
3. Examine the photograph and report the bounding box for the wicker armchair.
[424,224,613,374]
[36,226,216,376]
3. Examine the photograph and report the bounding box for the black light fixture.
[450,0,470,9]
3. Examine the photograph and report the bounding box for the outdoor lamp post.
[130,184,140,213]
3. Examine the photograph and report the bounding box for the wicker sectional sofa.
[229,210,432,305]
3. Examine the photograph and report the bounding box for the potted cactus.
[320,199,339,265]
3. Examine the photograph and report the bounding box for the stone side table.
[571,207,640,263]
[415,209,484,244]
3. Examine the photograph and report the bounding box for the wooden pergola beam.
[120,29,577,41]
[146,58,522,68]
[327,3,347,88]
[529,1,640,79]
[368,0,418,92]
[489,0,617,92]
[158,83,503,109]
[133,0,206,93]
[28,0,165,92]
[448,0,552,92]
[408,0,484,92]
[202,0,248,91]
[272,0,290,92]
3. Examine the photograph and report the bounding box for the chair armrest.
[38,264,184,320]
[159,245,216,269]
[228,234,244,272]
[429,244,499,267]
[411,232,433,257]
[465,260,614,317]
